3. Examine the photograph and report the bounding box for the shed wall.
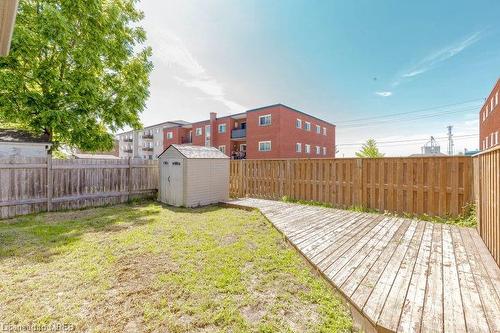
[185,159,229,207]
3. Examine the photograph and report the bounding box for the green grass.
[281,196,477,228]
[0,202,352,333]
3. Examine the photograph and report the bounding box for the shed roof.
[159,144,229,159]
[0,129,51,143]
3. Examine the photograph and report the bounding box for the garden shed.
[158,144,229,207]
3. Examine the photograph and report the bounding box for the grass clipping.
[0,203,352,333]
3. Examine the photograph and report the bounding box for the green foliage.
[0,0,153,151]
[355,139,385,158]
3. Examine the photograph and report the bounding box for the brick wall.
[480,79,500,150]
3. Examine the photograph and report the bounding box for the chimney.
[209,112,217,147]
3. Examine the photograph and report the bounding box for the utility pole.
[447,125,454,156]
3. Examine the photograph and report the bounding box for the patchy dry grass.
[0,202,352,332]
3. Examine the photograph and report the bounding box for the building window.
[496,92,499,107]
[316,125,321,134]
[195,128,202,136]
[258,141,271,151]
[323,147,327,155]
[218,145,226,154]
[218,123,227,133]
[323,127,327,135]
[296,119,302,129]
[296,143,302,153]
[491,98,494,111]
[305,144,310,154]
[305,122,311,131]
[315,146,320,154]
[259,114,272,126]
[166,131,173,139]
[155,141,159,146]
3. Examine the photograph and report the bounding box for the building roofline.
[116,120,187,135]
[245,104,336,127]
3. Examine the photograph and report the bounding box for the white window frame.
[218,123,227,133]
[496,91,499,107]
[316,125,321,134]
[296,118,302,129]
[258,141,271,152]
[323,127,327,135]
[305,144,311,154]
[195,127,202,136]
[323,147,327,155]
[305,121,311,131]
[166,131,173,139]
[296,142,302,153]
[259,114,272,126]
[218,145,226,154]
[315,146,320,154]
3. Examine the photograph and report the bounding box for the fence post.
[128,157,132,202]
[286,159,291,198]
[47,155,53,212]
[355,158,363,207]
[238,159,243,197]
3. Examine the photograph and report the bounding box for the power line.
[336,98,483,124]
[339,106,480,129]
[337,134,478,147]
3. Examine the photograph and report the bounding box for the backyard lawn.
[0,202,352,333]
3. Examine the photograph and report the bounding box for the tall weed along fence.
[0,156,158,219]
[230,157,474,217]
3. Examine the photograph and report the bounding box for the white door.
[160,159,184,206]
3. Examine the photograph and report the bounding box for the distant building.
[116,121,189,159]
[163,104,336,159]
[480,78,500,150]
[73,139,120,158]
[0,0,18,56]
[463,148,480,156]
[0,129,51,157]
[410,136,446,157]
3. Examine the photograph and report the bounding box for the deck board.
[225,198,500,333]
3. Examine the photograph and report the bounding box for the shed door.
[166,159,184,206]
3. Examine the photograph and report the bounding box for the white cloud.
[375,91,393,97]
[150,28,246,114]
[393,31,482,86]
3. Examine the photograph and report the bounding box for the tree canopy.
[355,139,385,158]
[0,0,152,151]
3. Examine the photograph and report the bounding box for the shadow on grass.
[0,202,162,263]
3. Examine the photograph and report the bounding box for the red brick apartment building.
[163,104,335,159]
[480,79,500,150]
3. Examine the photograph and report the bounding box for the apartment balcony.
[123,149,132,153]
[181,136,192,144]
[123,138,133,142]
[142,147,154,152]
[142,134,153,139]
[231,128,246,139]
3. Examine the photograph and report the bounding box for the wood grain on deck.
[226,198,500,333]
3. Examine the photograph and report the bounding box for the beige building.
[116,120,188,159]
[0,129,51,157]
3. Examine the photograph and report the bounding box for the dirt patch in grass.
[0,203,352,332]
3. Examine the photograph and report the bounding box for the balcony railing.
[142,147,154,151]
[231,128,246,139]
[142,134,153,139]
[123,149,132,153]
[123,138,133,142]
[181,136,192,144]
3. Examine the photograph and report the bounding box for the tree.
[355,139,384,158]
[0,0,153,151]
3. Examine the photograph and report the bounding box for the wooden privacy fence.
[475,146,500,266]
[230,157,474,217]
[0,156,158,219]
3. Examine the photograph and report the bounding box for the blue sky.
[137,0,500,156]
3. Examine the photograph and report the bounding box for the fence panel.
[0,157,158,219]
[230,156,473,218]
[476,146,500,266]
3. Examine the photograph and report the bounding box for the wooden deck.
[225,198,500,333]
